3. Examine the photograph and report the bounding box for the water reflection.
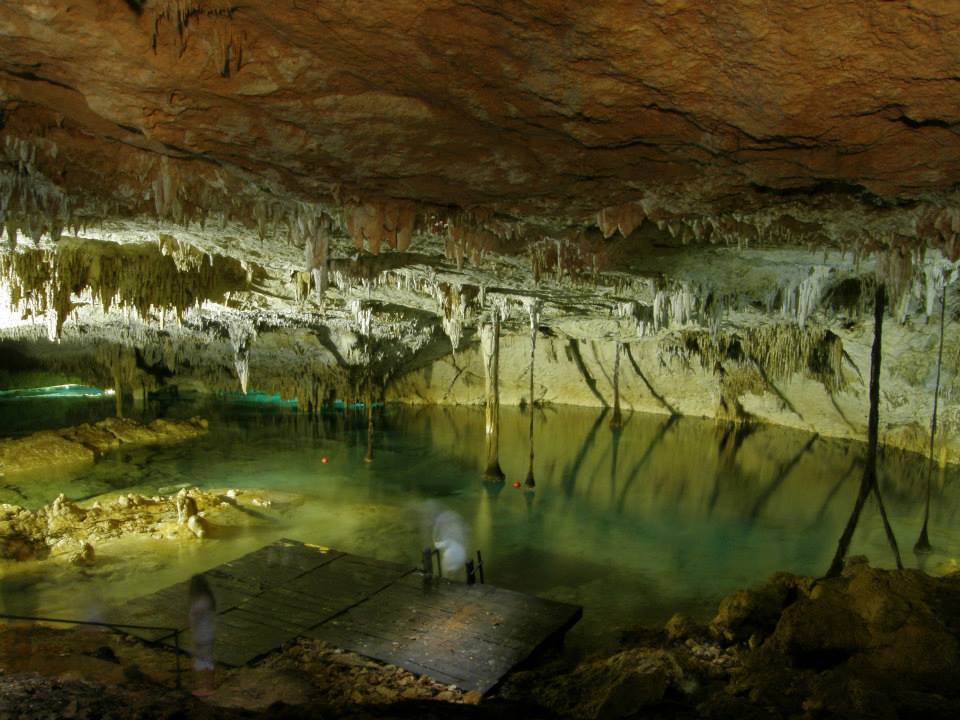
[1,398,958,649]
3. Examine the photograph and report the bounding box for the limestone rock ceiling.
[1,0,960,249]
[0,2,959,357]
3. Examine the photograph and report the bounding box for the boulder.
[710,573,806,643]
[665,613,704,642]
[767,593,868,668]
[533,648,678,719]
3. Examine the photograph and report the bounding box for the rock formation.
[0,1,958,461]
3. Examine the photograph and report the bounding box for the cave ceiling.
[1,1,960,389]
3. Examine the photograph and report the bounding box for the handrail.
[0,613,183,688]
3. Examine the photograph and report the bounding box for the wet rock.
[533,648,678,719]
[840,565,960,688]
[0,431,94,474]
[59,423,121,454]
[70,541,96,566]
[710,572,806,644]
[175,489,198,525]
[0,418,207,475]
[187,514,207,539]
[0,527,48,560]
[766,592,867,668]
[701,562,960,718]
[665,613,704,642]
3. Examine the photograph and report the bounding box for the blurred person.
[188,574,216,696]
[433,510,469,578]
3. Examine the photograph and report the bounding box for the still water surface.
[2,394,958,649]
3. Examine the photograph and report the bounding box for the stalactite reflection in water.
[749,434,819,520]
[363,391,374,464]
[707,423,756,516]
[563,407,608,497]
[809,459,861,530]
[616,413,678,513]
[826,283,903,578]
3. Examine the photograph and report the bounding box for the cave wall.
[386,316,960,464]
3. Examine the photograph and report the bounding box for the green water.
[2,397,959,649]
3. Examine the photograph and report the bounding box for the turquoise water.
[2,396,959,649]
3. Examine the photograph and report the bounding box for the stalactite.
[915,283,947,553]
[227,319,256,395]
[597,201,646,239]
[782,267,831,328]
[432,282,474,352]
[524,298,540,487]
[343,200,416,255]
[826,283,903,577]
[0,238,248,339]
[349,299,373,337]
[610,341,623,428]
[304,227,329,295]
[480,313,504,481]
[659,324,846,396]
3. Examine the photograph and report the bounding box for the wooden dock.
[108,539,582,694]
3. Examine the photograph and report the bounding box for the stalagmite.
[480,312,505,481]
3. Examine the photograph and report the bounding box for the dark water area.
[1,393,958,649]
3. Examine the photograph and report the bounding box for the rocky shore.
[2,558,959,719]
[0,416,209,475]
[1,486,295,561]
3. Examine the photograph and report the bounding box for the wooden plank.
[109,540,581,692]
[309,573,582,693]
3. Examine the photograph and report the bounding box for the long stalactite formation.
[826,283,889,578]
[480,312,505,481]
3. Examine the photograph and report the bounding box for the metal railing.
[0,613,183,688]
[421,548,485,584]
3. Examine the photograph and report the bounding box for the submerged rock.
[70,540,96,566]
[0,431,94,474]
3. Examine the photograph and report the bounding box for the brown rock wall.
[2,1,960,221]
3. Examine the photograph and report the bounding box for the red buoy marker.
[512,481,521,488]
[321,456,329,464]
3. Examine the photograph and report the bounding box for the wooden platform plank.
[110,539,581,691]
[306,572,582,693]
